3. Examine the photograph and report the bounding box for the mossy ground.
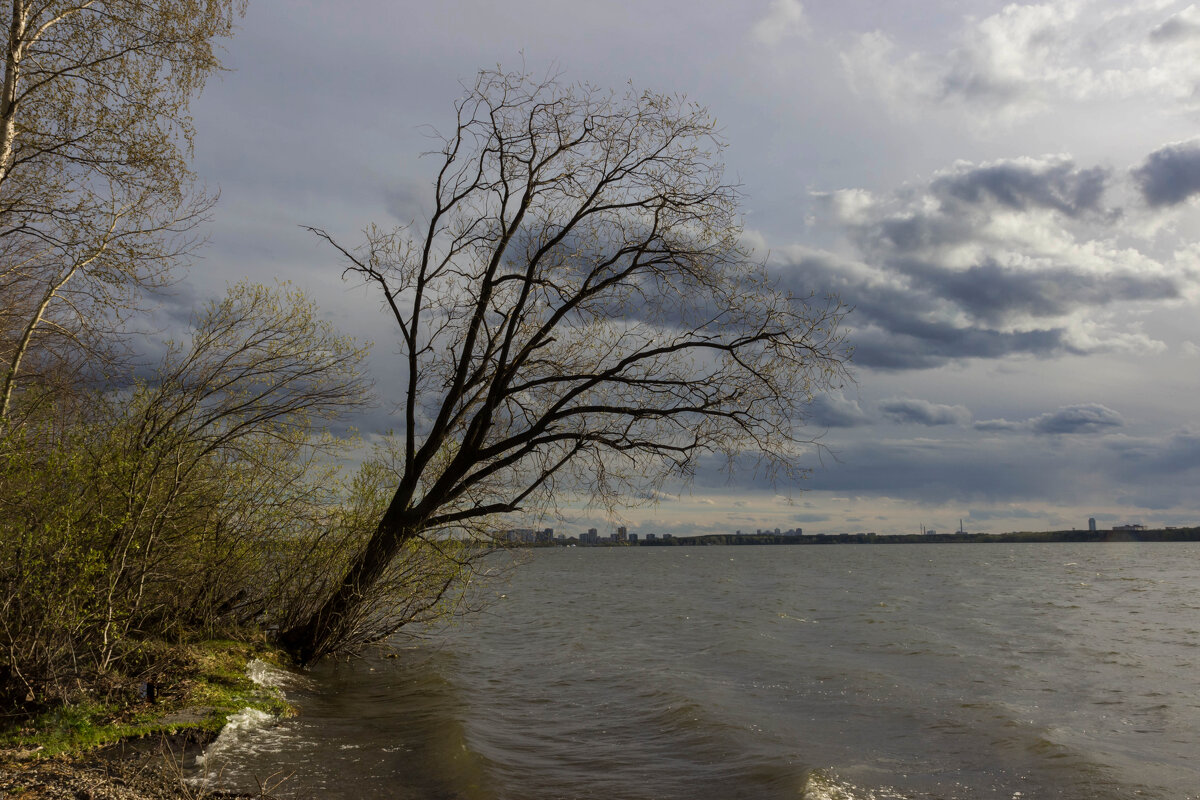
[0,639,294,759]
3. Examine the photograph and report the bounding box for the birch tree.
[0,0,245,422]
[282,69,849,664]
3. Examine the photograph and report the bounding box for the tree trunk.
[0,1,28,190]
[0,265,76,421]
[279,515,415,665]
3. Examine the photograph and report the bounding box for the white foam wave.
[190,658,306,787]
[801,769,911,800]
[248,657,309,690]
[194,707,274,770]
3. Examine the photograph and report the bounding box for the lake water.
[198,543,1200,799]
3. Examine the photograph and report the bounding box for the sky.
[183,0,1200,537]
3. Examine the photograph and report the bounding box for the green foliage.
[0,640,291,756]
[0,282,371,710]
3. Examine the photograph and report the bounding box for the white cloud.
[781,151,1196,370]
[841,0,1200,122]
[751,0,810,46]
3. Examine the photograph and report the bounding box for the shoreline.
[0,730,239,800]
[0,644,295,800]
[536,527,1200,547]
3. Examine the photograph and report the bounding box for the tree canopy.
[285,68,849,664]
[0,0,246,421]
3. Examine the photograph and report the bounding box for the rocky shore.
[0,731,258,799]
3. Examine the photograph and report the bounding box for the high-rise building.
[1088,517,1097,531]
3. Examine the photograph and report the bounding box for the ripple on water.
[206,544,1200,799]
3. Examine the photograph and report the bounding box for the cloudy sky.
[185,0,1200,536]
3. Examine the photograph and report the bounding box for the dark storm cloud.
[872,213,974,254]
[773,250,1082,371]
[114,284,208,386]
[930,161,1109,218]
[849,322,1075,371]
[971,405,1126,436]
[1104,431,1200,510]
[801,430,1174,507]
[775,151,1198,372]
[973,418,1026,433]
[1030,404,1124,435]
[689,424,1200,516]
[1149,11,1200,43]
[1107,429,1200,474]
[937,65,1022,105]
[897,258,1180,326]
[146,282,205,327]
[804,438,1070,504]
[805,393,872,428]
[879,397,971,426]
[1132,140,1200,207]
[864,160,1112,259]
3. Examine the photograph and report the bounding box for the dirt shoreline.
[0,730,259,800]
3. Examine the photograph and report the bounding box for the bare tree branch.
[282,67,850,665]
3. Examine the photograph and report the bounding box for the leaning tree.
[282,68,849,664]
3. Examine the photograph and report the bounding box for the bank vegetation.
[2,0,848,756]
[0,0,496,745]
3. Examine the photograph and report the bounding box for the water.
[199,543,1200,798]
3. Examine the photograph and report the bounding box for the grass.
[0,638,295,757]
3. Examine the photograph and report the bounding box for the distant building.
[646,533,657,541]
[504,528,540,544]
[1088,517,1096,532]
[1113,524,1146,531]
[617,526,627,542]
[629,533,638,543]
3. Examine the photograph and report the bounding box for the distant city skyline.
[508,516,1181,542]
